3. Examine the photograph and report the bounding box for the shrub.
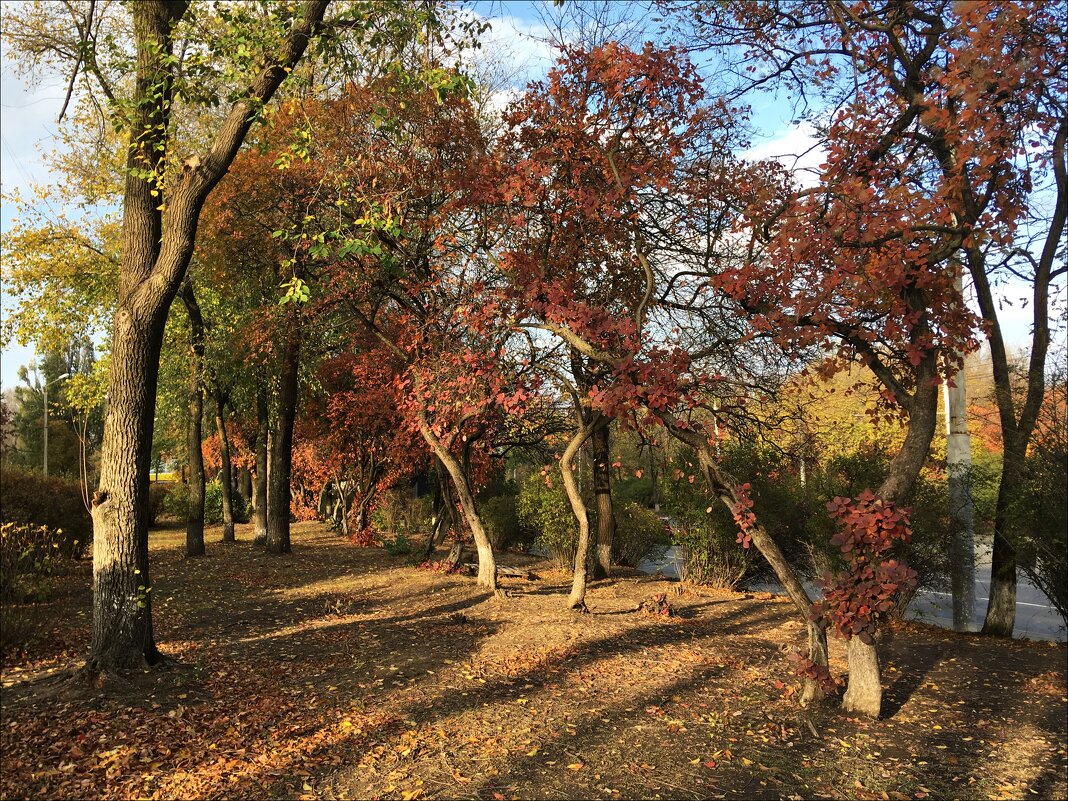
[383,533,412,556]
[480,493,523,550]
[204,478,249,524]
[161,479,248,525]
[148,483,172,526]
[0,470,91,558]
[0,522,64,654]
[612,501,668,567]
[517,471,577,569]
[162,481,191,520]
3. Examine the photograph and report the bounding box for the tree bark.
[562,425,594,611]
[87,0,330,672]
[181,281,206,558]
[415,417,498,591]
[590,420,615,580]
[266,318,300,555]
[842,637,881,718]
[214,387,235,543]
[982,445,1024,636]
[252,384,269,547]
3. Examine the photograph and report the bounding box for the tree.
[661,0,1064,715]
[2,0,354,671]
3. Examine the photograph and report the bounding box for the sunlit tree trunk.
[214,387,236,543]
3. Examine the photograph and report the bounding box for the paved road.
[634,544,1066,642]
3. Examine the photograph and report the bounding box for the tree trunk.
[590,420,615,580]
[214,388,235,543]
[181,281,206,558]
[562,425,594,611]
[415,418,498,591]
[252,384,269,547]
[842,637,881,718]
[661,412,829,704]
[982,444,1025,636]
[844,366,940,717]
[86,0,328,672]
[266,319,300,555]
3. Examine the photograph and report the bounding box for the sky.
[0,1,1060,392]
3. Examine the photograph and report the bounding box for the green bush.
[517,471,578,569]
[0,470,91,558]
[161,479,248,525]
[383,533,412,556]
[149,483,171,526]
[162,481,191,520]
[614,477,656,508]
[613,501,668,567]
[204,478,249,524]
[0,522,65,654]
[480,493,524,550]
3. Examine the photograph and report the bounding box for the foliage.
[204,479,249,526]
[0,522,65,654]
[148,484,172,527]
[383,534,412,557]
[0,470,91,558]
[163,480,247,525]
[1016,382,1068,623]
[612,501,668,568]
[480,492,524,551]
[517,470,578,570]
[814,492,919,645]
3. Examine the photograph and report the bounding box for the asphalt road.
[634,544,1066,642]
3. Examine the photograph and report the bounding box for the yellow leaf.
[567,763,584,770]
[741,757,753,766]
[401,790,423,801]
[527,748,540,757]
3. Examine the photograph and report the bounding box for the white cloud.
[741,121,825,188]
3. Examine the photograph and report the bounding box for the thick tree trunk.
[181,282,206,558]
[842,637,881,717]
[844,367,940,718]
[562,426,594,611]
[214,388,235,543]
[252,385,269,547]
[87,0,328,672]
[266,321,300,555]
[90,311,167,670]
[590,421,615,580]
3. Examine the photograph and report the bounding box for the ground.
[1,522,1065,800]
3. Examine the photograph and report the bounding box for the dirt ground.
[1,522,1065,800]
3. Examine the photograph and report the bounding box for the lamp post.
[43,372,70,477]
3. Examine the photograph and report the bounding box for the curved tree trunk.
[590,420,615,580]
[562,425,594,611]
[181,281,206,558]
[214,388,235,543]
[266,319,300,555]
[252,384,269,547]
[843,365,940,718]
[661,412,829,704]
[415,418,497,591]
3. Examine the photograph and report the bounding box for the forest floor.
[1,522,1065,801]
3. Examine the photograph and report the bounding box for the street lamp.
[43,372,70,477]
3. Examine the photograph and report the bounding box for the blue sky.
[0,1,1057,391]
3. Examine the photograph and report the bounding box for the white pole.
[944,266,976,632]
